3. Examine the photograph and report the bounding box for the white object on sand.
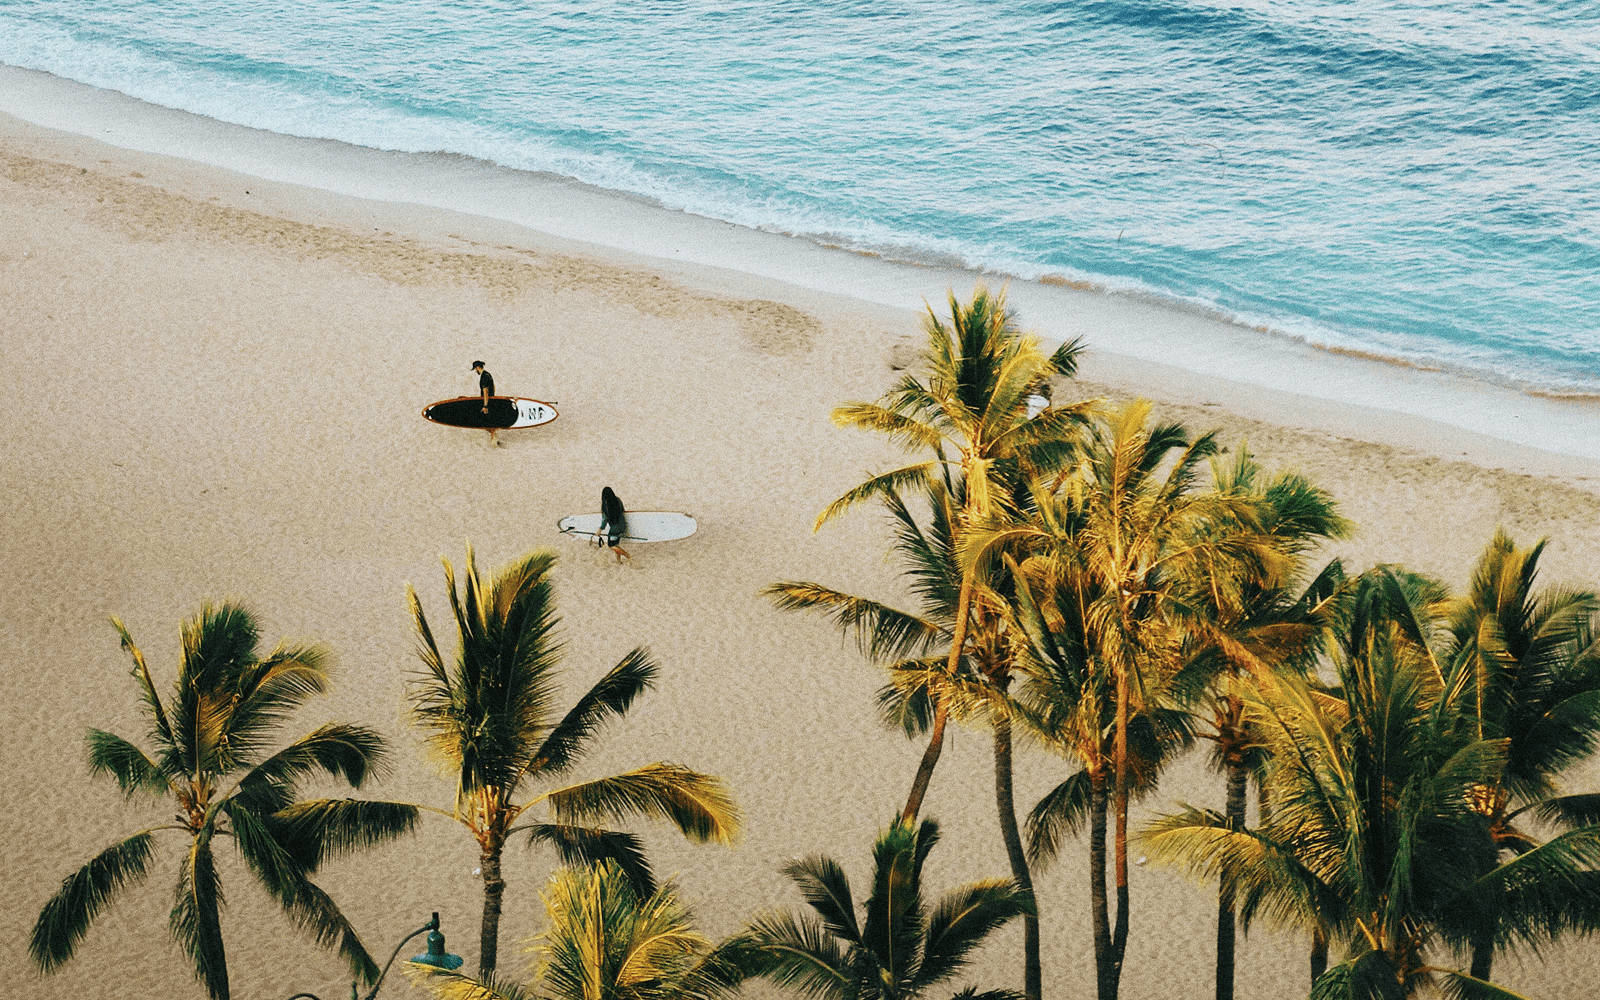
[557,511,698,543]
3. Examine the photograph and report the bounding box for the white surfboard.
[557,512,698,543]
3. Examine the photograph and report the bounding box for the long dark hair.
[601,487,624,522]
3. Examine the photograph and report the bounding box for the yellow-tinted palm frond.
[814,462,941,530]
[537,764,741,846]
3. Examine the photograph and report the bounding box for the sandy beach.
[4,98,1599,1000]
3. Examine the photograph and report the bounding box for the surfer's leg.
[612,544,630,563]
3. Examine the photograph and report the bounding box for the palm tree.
[1143,567,1535,1000]
[771,470,1051,999]
[817,284,1089,824]
[809,285,1087,1000]
[30,603,415,1000]
[738,817,1034,1000]
[1436,530,1600,981]
[405,860,755,1000]
[1183,447,1350,1000]
[1006,553,1196,1000]
[967,399,1285,1000]
[407,544,742,978]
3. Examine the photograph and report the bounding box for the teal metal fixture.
[287,911,463,1000]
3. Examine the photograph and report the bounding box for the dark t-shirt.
[479,370,495,396]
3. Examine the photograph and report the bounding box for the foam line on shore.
[4,62,1598,473]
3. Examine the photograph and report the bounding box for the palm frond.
[524,823,656,898]
[221,644,332,763]
[235,724,391,812]
[831,403,946,453]
[111,617,177,765]
[85,729,168,797]
[540,763,741,844]
[814,462,943,530]
[31,831,156,972]
[915,879,1033,989]
[531,647,657,777]
[1024,771,1093,867]
[403,968,538,1000]
[781,855,861,945]
[170,840,229,999]
[740,911,853,1000]
[1432,969,1536,1000]
[229,803,382,983]
[1524,792,1600,829]
[267,798,421,873]
[765,582,946,662]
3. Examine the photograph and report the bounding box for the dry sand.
[4,112,1599,1000]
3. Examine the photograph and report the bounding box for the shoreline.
[5,67,1600,1000]
[4,62,1600,475]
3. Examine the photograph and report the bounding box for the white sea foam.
[4,63,1598,465]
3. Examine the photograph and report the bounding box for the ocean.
[3,0,1597,393]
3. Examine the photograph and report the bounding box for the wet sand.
[3,110,1599,1000]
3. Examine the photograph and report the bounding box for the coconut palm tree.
[1143,567,1536,1000]
[30,603,415,1000]
[407,545,742,978]
[770,471,1045,1000]
[817,284,1089,825]
[1181,447,1350,1000]
[405,860,756,1000]
[1006,554,1196,1000]
[966,400,1285,1000]
[738,817,1033,1000]
[1435,531,1600,981]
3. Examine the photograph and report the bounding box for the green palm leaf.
[915,879,1033,989]
[540,764,740,844]
[267,798,420,873]
[86,728,169,796]
[741,911,853,1000]
[814,462,942,530]
[171,840,229,1000]
[523,823,656,898]
[30,831,156,971]
[781,855,861,945]
[221,644,332,763]
[765,582,946,663]
[530,647,657,777]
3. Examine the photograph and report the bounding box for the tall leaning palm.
[408,545,741,978]
[31,603,414,1000]
[739,818,1034,1000]
[771,471,1046,999]
[818,284,1089,824]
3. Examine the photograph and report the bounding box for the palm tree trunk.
[1111,665,1130,1000]
[1216,755,1248,1000]
[902,701,948,823]
[903,568,975,823]
[1470,926,1494,982]
[479,842,507,976]
[1090,768,1114,1000]
[193,842,230,1000]
[994,716,1041,1000]
[1310,926,1328,987]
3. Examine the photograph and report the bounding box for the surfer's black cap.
[471,360,485,369]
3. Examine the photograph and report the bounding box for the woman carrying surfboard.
[598,487,629,563]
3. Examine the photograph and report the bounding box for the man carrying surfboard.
[598,487,630,563]
[472,360,501,447]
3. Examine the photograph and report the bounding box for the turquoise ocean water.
[3,0,1597,393]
